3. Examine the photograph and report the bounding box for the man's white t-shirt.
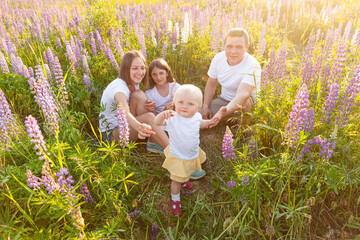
[99,78,139,132]
[207,51,261,101]
[165,112,202,160]
[145,82,181,114]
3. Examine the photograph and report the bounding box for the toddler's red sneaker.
[181,182,193,190]
[171,200,182,217]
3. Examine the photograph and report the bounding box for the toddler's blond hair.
[174,84,203,106]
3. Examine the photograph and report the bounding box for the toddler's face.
[174,93,201,118]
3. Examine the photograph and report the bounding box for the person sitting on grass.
[144,58,181,115]
[202,28,262,127]
[99,50,168,153]
[145,59,206,180]
[154,84,219,217]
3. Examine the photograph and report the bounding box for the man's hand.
[144,99,156,113]
[201,105,212,119]
[208,107,227,128]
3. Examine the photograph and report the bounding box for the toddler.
[154,84,219,216]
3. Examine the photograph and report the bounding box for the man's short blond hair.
[224,28,250,46]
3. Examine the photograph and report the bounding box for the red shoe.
[171,200,182,217]
[181,182,193,190]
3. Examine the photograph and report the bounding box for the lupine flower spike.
[222,126,235,160]
[116,103,130,147]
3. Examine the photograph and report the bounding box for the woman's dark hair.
[148,58,175,89]
[119,50,148,87]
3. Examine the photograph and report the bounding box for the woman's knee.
[141,112,156,124]
[130,89,146,102]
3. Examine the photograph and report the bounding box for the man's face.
[224,36,249,66]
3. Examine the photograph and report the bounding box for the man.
[202,28,261,125]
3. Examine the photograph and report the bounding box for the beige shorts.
[209,95,255,116]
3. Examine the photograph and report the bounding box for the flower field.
[1,0,360,239]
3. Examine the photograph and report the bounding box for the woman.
[99,50,168,153]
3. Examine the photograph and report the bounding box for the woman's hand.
[144,99,156,113]
[137,123,155,139]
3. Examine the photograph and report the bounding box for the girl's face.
[151,67,168,86]
[174,93,201,118]
[130,57,146,85]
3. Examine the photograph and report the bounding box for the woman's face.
[151,67,168,86]
[130,57,146,85]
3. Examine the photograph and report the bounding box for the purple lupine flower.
[65,41,77,69]
[83,74,92,89]
[10,53,19,75]
[336,64,360,126]
[128,210,141,217]
[56,168,74,193]
[35,64,45,80]
[351,26,360,49]
[28,75,59,134]
[285,84,310,145]
[96,30,105,54]
[343,20,352,42]
[56,38,62,49]
[90,33,97,56]
[0,88,17,148]
[28,67,34,78]
[322,83,340,124]
[52,57,69,106]
[41,171,59,194]
[24,115,48,160]
[78,29,85,40]
[26,169,42,190]
[239,194,247,204]
[81,55,90,75]
[46,47,54,69]
[297,135,337,162]
[256,25,266,57]
[150,223,159,240]
[227,180,236,190]
[303,107,315,133]
[138,28,147,60]
[222,126,235,160]
[115,37,124,58]
[80,183,94,204]
[241,176,250,186]
[44,64,52,82]
[117,27,123,41]
[110,27,115,47]
[116,103,129,147]
[161,41,168,60]
[0,52,9,73]
[330,39,347,83]
[106,47,120,72]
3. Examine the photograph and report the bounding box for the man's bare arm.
[202,77,218,119]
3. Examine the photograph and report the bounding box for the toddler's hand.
[162,110,175,120]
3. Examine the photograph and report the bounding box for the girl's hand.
[162,110,175,120]
[164,102,174,111]
[145,99,156,113]
[137,123,155,139]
